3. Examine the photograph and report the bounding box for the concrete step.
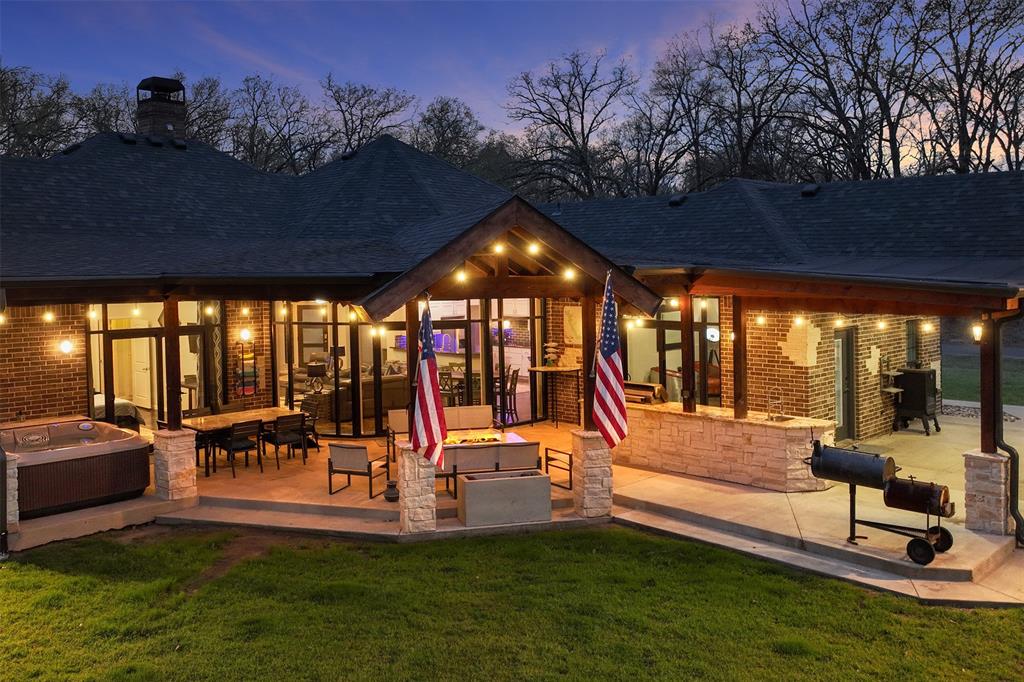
[613,508,1022,607]
[613,492,1013,582]
[156,505,400,540]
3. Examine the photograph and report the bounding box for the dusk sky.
[2,1,760,129]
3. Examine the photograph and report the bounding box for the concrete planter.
[456,470,551,527]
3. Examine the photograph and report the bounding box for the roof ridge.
[734,180,813,262]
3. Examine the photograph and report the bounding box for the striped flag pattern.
[411,304,448,467]
[593,273,628,448]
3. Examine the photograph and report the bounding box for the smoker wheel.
[907,538,936,565]
[929,526,953,553]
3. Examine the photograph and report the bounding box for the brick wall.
[223,301,273,410]
[0,305,89,422]
[719,296,941,441]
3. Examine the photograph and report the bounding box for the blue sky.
[2,1,759,129]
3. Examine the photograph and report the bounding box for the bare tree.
[914,0,1024,173]
[72,82,136,136]
[408,96,484,167]
[0,65,79,157]
[321,75,415,152]
[176,73,233,148]
[506,51,637,198]
[701,21,799,180]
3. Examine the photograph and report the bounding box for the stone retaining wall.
[614,404,833,492]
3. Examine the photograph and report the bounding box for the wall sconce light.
[239,328,252,342]
[755,315,766,326]
[834,318,845,328]
[794,315,804,327]
[527,242,540,255]
[877,320,887,330]
[42,311,55,323]
[0,313,6,325]
[349,310,357,321]
[563,268,575,281]
[456,270,467,283]
[972,323,984,343]
[370,327,378,337]
[922,321,934,333]
[204,305,214,316]
[729,332,736,341]
[635,318,645,328]
[88,309,98,320]
[669,298,679,308]
[59,339,73,354]
[626,319,636,330]
[280,304,288,317]
[241,307,250,317]
[493,243,505,254]
[699,299,707,309]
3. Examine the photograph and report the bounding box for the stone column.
[398,448,436,533]
[4,453,18,534]
[963,450,1013,535]
[153,429,197,501]
[572,430,612,518]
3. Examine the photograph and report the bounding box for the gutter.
[991,308,1024,547]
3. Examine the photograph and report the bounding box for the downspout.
[991,307,1024,546]
[0,445,8,560]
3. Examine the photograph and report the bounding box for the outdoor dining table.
[182,406,304,477]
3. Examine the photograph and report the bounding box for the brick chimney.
[136,76,186,136]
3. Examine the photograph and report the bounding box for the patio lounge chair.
[327,443,390,498]
[497,441,540,472]
[543,447,573,490]
[439,444,499,499]
[213,419,263,478]
[262,413,307,466]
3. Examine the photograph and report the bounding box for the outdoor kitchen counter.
[614,403,835,492]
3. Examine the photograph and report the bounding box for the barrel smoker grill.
[808,441,954,566]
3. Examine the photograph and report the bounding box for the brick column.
[398,448,436,533]
[963,450,1013,535]
[4,453,18,534]
[572,430,612,518]
[153,430,197,501]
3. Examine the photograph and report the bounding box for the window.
[906,320,919,366]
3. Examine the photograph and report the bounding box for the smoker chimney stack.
[136,77,186,136]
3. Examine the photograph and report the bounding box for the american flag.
[593,273,627,448]
[411,304,448,467]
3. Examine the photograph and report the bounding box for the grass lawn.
[941,354,1024,405]
[2,526,1021,681]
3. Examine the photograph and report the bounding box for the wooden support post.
[164,297,182,430]
[979,317,997,454]
[581,293,598,429]
[405,300,420,412]
[680,295,696,413]
[732,296,748,420]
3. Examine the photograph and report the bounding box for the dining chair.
[327,443,390,498]
[438,368,456,407]
[299,396,322,451]
[214,419,263,478]
[505,368,521,423]
[262,413,307,467]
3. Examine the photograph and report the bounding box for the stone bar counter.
[614,403,835,492]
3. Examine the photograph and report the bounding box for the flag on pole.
[593,273,628,448]
[411,302,448,467]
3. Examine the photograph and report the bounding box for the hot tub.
[1,420,151,519]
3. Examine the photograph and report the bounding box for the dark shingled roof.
[541,172,1024,291]
[0,132,512,281]
[2,132,1021,295]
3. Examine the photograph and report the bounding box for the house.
[1,77,1021,557]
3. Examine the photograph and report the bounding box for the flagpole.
[590,270,612,380]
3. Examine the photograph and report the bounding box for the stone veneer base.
[614,404,834,492]
[963,450,1013,535]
